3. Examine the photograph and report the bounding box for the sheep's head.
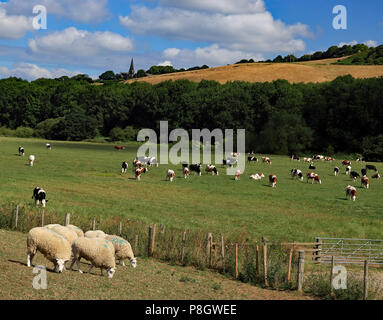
[55,259,67,273]
[107,267,116,278]
[130,257,137,268]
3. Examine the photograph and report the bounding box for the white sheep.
[66,224,84,237]
[27,227,71,273]
[104,235,137,268]
[69,237,116,278]
[29,155,35,166]
[47,225,78,246]
[84,230,106,238]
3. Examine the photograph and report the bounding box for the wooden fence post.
[65,213,70,226]
[14,205,19,230]
[151,224,157,256]
[134,235,138,254]
[364,260,369,300]
[41,209,45,227]
[314,237,322,262]
[262,238,268,286]
[221,235,225,273]
[297,250,305,292]
[287,248,293,282]
[148,226,153,257]
[206,233,213,265]
[92,218,96,231]
[181,231,186,263]
[255,245,260,274]
[235,243,239,279]
[119,221,122,236]
[330,256,335,294]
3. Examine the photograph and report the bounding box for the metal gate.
[315,237,383,266]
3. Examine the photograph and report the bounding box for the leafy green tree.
[99,71,116,81]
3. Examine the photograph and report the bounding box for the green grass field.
[1,136,383,242]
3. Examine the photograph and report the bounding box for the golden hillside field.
[125,58,383,85]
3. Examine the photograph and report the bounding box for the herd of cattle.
[18,144,380,207]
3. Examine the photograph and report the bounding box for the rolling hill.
[125,58,383,85]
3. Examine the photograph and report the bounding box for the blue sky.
[0,0,381,80]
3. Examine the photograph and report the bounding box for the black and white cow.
[18,146,25,156]
[223,158,237,167]
[248,156,258,163]
[361,168,367,177]
[291,169,303,181]
[345,165,351,175]
[190,164,202,176]
[205,165,219,175]
[182,162,189,169]
[309,163,316,170]
[350,171,360,181]
[291,155,300,161]
[148,157,159,167]
[32,187,47,207]
[121,161,128,173]
[366,165,378,172]
[46,143,52,150]
[334,167,340,176]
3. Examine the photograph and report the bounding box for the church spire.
[128,58,135,78]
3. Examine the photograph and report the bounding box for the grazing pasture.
[1,136,383,242]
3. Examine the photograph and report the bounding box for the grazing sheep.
[27,227,71,273]
[29,155,35,166]
[66,224,84,238]
[48,225,78,245]
[84,230,106,238]
[44,224,61,229]
[69,237,116,278]
[104,235,137,268]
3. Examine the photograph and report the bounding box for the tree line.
[1,75,383,160]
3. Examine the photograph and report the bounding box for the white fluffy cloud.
[162,44,263,68]
[0,62,81,81]
[28,27,134,57]
[0,8,33,39]
[157,60,173,67]
[0,0,109,23]
[120,1,312,53]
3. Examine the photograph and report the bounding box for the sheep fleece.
[105,235,135,260]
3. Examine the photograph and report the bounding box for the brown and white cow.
[166,169,175,182]
[250,173,265,180]
[133,160,143,168]
[135,167,148,180]
[114,145,125,151]
[262,157,271,165]
[361,176,370,189]
[342,160,351,166]
[269,174,277,188]
[183,167,190,179]
[346,185,357,201]
[235,170,242,180]
[372,173,381,179]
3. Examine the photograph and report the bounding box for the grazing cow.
[183,167,190,179]
[303,158,313,163]
[350,171,360,181]
[29,155,35,166]
[18,146,25,156]
[325,157,334,162]
[148,157,159,167]
[309,163,316,170]
[231,152,240,157]
[223,158,237,167]
[345,166,351,175]
[114,145,125,151]
[250,173,264,180]
[346,185,357,201]
[361,176,370,189]
[166,170,175,182]
[32,187,48,208]
[291,169,303,181]
[135,167,148,180]
[307,172,315,183]
[262,157,271,165]
[190,164,202,176]
[366,165,378,172]
[361,169,367,177]
[133,160,143,168]
[372,173,381,179]
[313,174,321,184]
[356,157,365,162]
[342,160,351,166]
[205,165,219,176]
[46,144,52,150]
[121,162,128,173]
[291,155,300,161]
[248,156,258,163]
[313,155,324,161]
[334,167,340,176]
[235,170,242,180]
[269,174,277,188]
